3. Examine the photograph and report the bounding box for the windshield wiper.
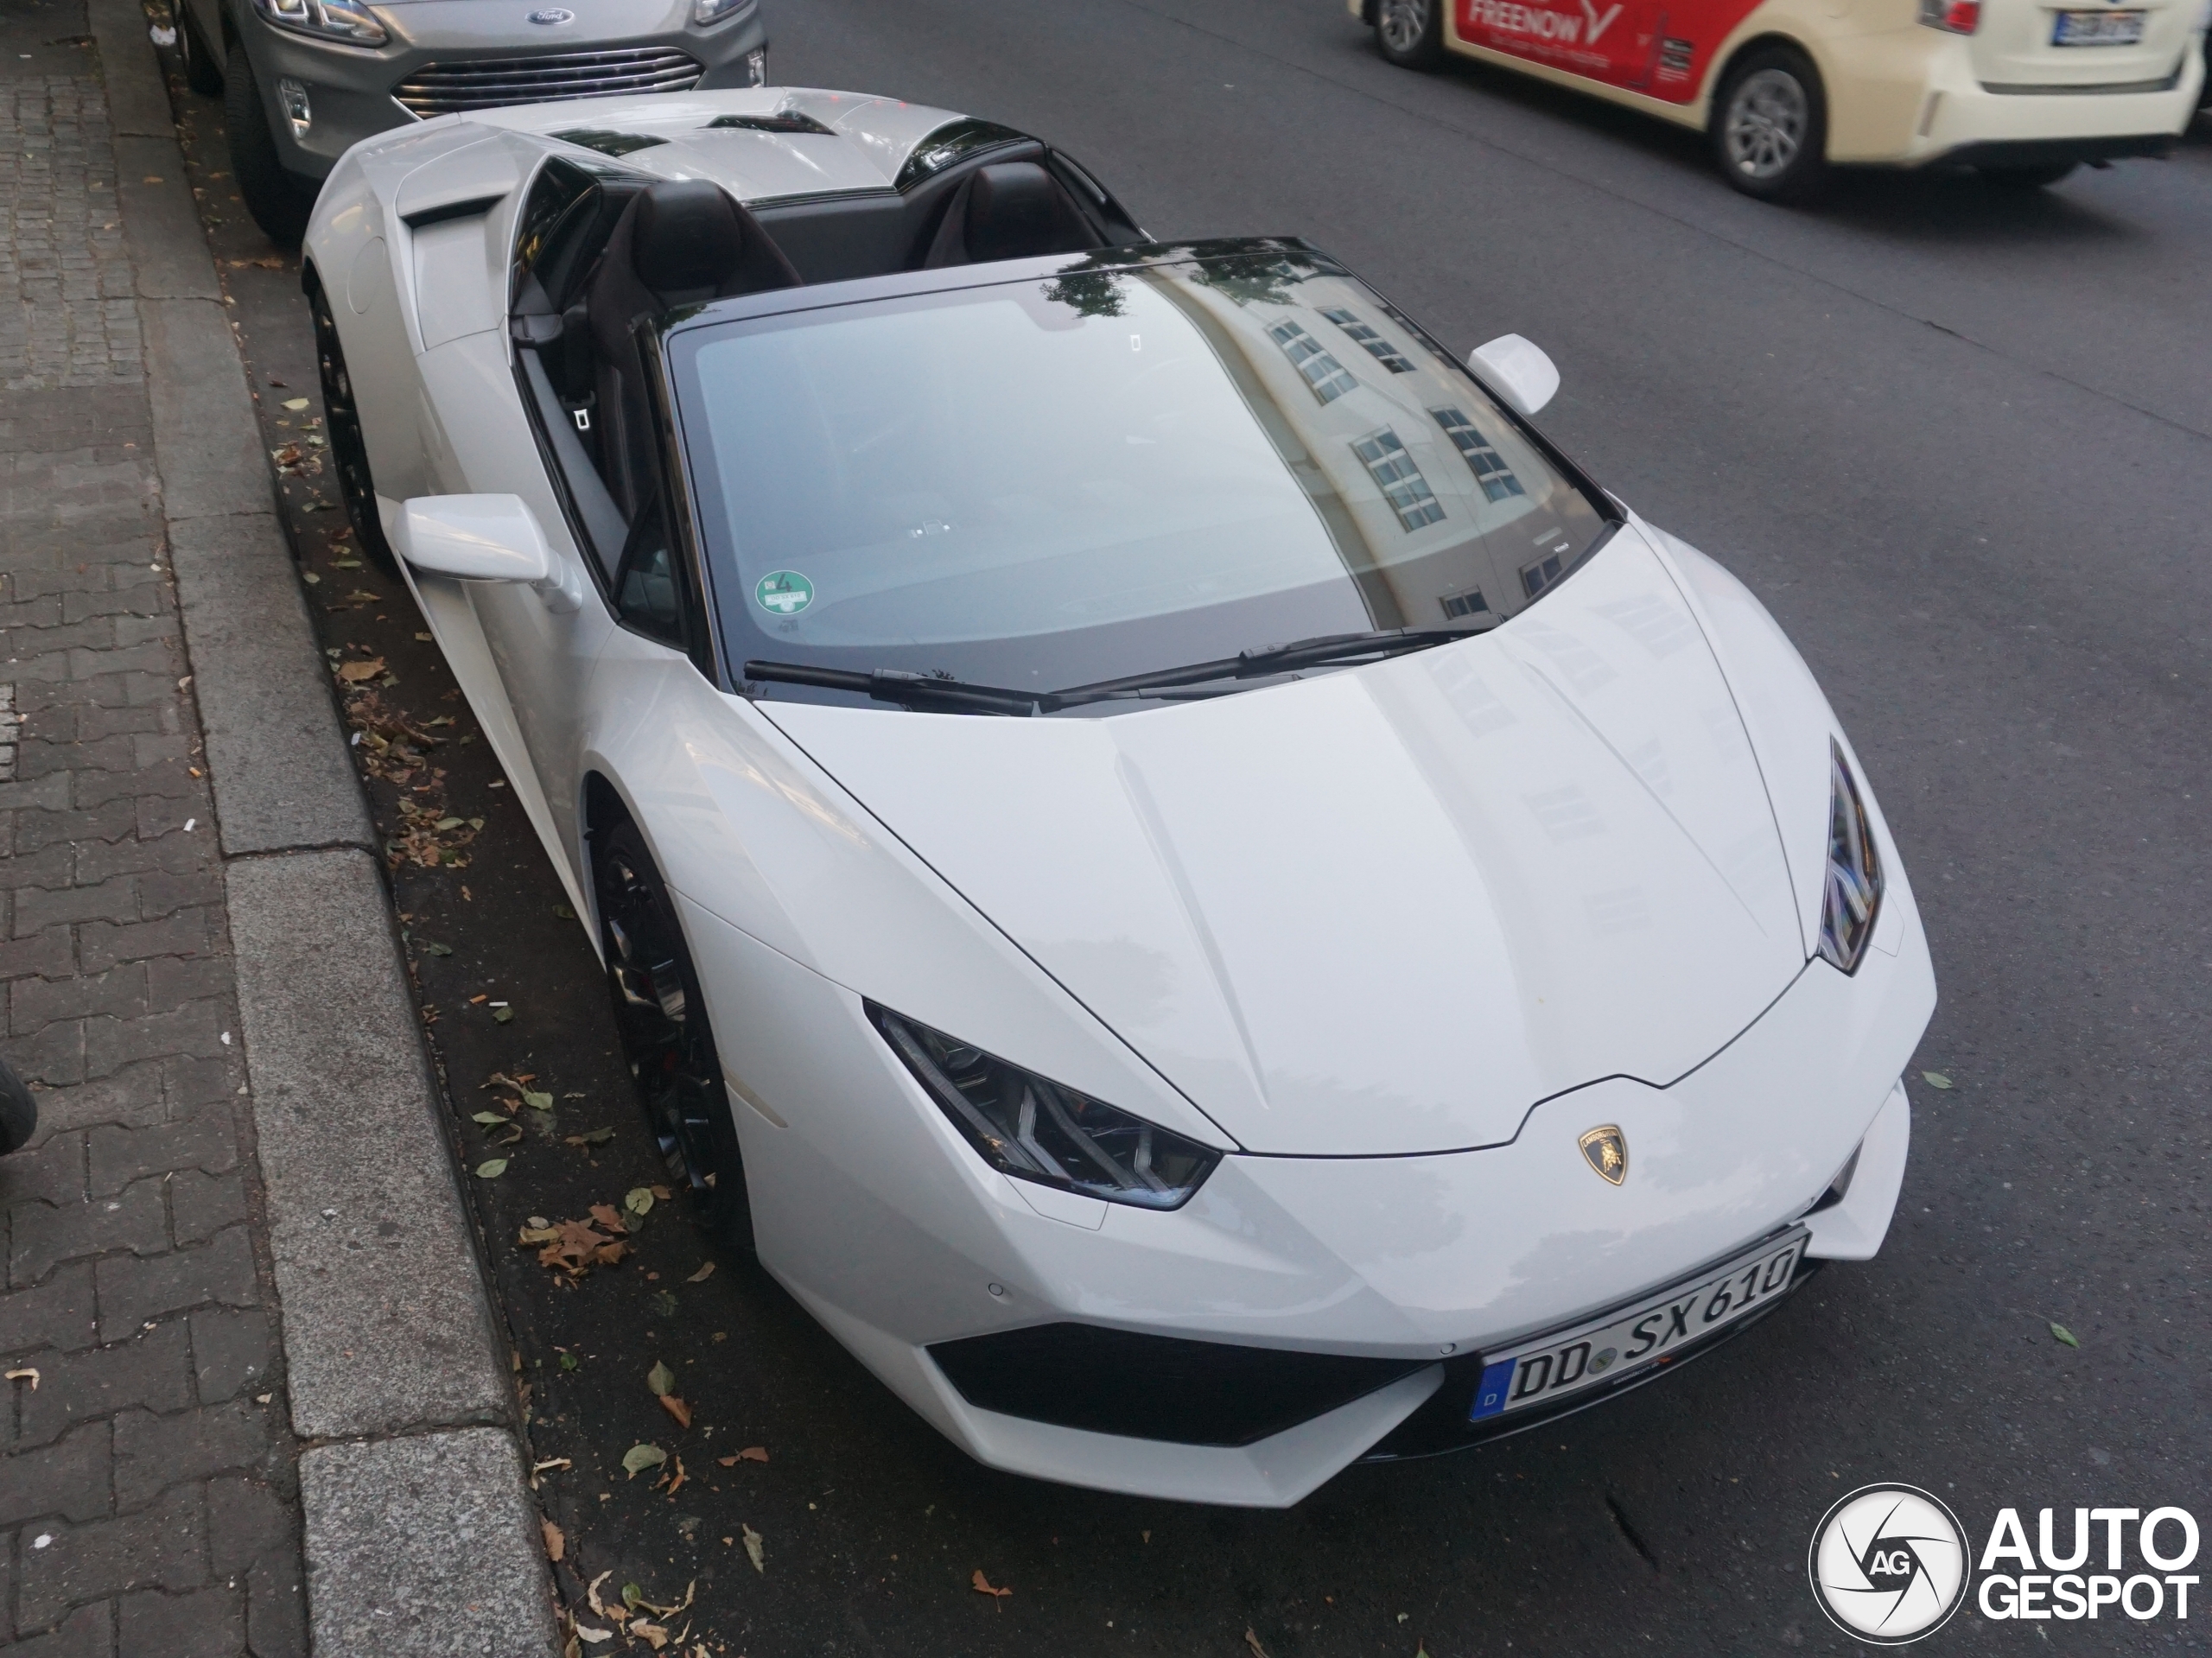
[1039,623,1498,710]
[742,660,1039,716]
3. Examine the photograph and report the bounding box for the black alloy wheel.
[1376,0,1447,68]
[1713,45,1830,203]
[172,0,224,94]
[594,818,754,1252]
[308,278,398,574]
[225,42,315,246]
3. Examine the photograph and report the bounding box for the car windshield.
[668,245,1611,711]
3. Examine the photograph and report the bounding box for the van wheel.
[1979,162,2076,189]
[1713,45,1829,203]
[225,43,315,246]
[1376,0,1446,69]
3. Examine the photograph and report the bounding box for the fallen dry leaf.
[587,1571,613,1619]
[658,1394,693,1430]
[622,1444,666,1479]
[742,1524,765,1574]
[335,657,385,683]
[685,1261,715,1283]
[716,1445,768,1467]
[972,1570,1013,1600]
[646,1361,675,1397]
[3,1369,38,1390]
[630,1621,670,1651]
[588,1203,627,1232]
[574,1629,613,1647]
[663,1455,687,1496]
[527,1214,628,1279]
[542,1518,565,1561]
[1244,1629,1270,1658]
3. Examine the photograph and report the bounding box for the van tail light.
[1918,0,1980,31]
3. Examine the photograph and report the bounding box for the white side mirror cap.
[394,494,555,585]
[1468,334,1560,417]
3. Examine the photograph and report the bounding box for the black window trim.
[637,323,727,686]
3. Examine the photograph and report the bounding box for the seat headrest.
[962,162,1099,264]
[631,180,746,295]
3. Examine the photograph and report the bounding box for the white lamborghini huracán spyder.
[304,86,1935,1507]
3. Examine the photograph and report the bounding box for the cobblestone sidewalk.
[0,8,307,1653]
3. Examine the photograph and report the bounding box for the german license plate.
[2053,10,2145,44]
[1469,1230,1808,1420]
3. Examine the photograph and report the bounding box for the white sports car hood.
[761,529,1808,1157]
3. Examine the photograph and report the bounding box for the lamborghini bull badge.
[1580,1125,1628,1185]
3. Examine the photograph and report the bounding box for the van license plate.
[2053,10,2145,45]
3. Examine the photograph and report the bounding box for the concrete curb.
[86,1,560,1650]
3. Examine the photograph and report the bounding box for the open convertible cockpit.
[499,117,1146,637]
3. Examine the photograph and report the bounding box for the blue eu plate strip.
[1469,1357,1516,1420]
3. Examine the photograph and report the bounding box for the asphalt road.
[159,4,2211,1651]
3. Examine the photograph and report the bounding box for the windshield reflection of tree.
[1039,270,1127,319]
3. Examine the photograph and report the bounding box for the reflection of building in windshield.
[1160,264,1601,632]
[1319,307,1416,374]
[1264,319,1357,404]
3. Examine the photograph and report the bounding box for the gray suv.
[170,0,768,244]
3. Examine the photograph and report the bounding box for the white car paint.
[306,88,1939,1506]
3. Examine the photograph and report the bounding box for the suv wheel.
[225,43,315,245]
[173,1,224,95]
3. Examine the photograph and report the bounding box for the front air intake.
[929,1323,1427,1446]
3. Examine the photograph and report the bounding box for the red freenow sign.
[1454,0,1762,104]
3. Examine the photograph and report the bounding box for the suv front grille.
[392,47,702,118]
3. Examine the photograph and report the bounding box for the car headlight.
[1816,741,1884,974]
[249,0,387,46]
[693,0,748,24]
[868,1004,1221,1210]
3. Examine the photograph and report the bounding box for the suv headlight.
[1816,741,1884,974]
[693,0,749,23]
[249,0,387,45]
[869,1005,1221,1210]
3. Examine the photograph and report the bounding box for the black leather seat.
[587,179,800,518]
[920,161,1105,268]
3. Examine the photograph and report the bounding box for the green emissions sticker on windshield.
[754,570,814,616]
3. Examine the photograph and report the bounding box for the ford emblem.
[527,7,575,22]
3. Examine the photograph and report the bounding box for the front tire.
[1713,45,1830,203]
[1376,0,1447,69]
[594,817,755,1255]
[173,0,224,95]
[224,43,315,246]
[307,276,398,575]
